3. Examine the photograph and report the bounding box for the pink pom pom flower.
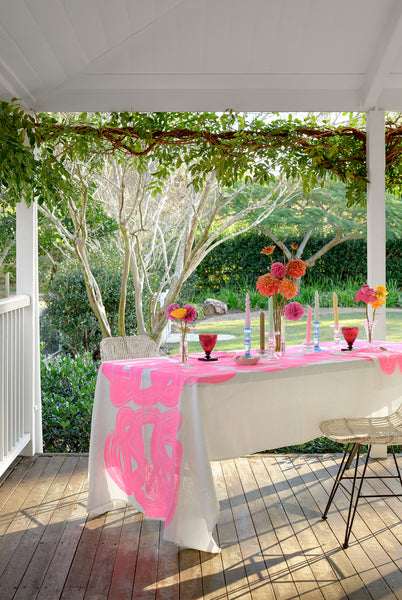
[284,301,304,321]
[182,304,197,323]
[270,262,287,279]
[166,303,181,320]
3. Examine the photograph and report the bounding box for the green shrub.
[41,352,98,453]
[42,254,139,357]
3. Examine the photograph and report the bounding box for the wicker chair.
[319,405,402,548]
[100,335,161,362]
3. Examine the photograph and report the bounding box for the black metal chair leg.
[390,445,402,487]
[343,445,371,549]
[322,443,358,520]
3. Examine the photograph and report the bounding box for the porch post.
[366,109,387,459]
[366,109,386,339]
[16,200,42,454]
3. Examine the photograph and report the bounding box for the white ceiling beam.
[359,0,402,110]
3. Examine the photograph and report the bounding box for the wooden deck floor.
[0,454,401,600]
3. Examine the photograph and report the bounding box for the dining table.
[87,340,402,553]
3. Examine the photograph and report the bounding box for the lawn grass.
[187,309,402,353]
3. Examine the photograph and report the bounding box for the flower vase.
[180,328,188,363]
[363,320,376,347]
[273,308,284,353]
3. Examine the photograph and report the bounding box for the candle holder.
[313,321,323,352]
[244,327,252,357]
[263,333,278,360]
[330,323,343,349]
[302,340,314,354]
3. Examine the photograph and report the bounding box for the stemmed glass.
[198,334,218,361]
[341,326,359,351]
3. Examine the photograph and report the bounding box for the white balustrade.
[0,295,31,475]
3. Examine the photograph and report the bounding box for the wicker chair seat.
[100,335,160,362]
[320,408,402,446]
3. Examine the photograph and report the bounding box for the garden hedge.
[188,233,402,294]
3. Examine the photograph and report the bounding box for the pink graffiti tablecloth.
[87,341,402,552]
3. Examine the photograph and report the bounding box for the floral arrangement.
[166,303,197,362]
[256,244,306,350]
[354,284,388,343]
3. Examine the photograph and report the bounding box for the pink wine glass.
[198,334,218,361]
[341,326,359,351]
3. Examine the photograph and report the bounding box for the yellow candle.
[333,293,339,327]
[260,311,265,349]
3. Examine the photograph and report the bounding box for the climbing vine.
[2,100,402,207]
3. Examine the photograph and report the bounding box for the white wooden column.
[366,109,386,339]
[16,200,42,454]
[366,109,387,459]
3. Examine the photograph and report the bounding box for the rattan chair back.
[100,335,160,362]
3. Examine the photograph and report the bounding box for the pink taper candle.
[306,305,312,342]
[245,293,251,328]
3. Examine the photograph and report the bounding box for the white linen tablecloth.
[87,342,402,552]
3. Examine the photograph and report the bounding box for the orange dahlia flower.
[256,273,280,296]
[278,278,298,299]
[261,245,276,256]
[286,259,306,279]
[371,297,386,310]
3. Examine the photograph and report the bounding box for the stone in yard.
[203,298,228,316]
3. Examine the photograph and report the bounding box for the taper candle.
[268,297,273,335]
[245,293,251,329]
[260,311,265,349]
[314,291,319,322]
[333,292,339,327]
[306,305,312,342]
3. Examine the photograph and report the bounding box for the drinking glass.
[198,334,218,361]
[341,326,359,351]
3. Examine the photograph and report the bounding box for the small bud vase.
[179,328,188,363]
[363,320,376,347]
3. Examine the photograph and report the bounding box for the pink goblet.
[198,334,218,361]
[341,326,359,351]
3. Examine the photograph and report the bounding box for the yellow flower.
[170,308,187,320]
[371,298,385,310]
[375,285,388,299]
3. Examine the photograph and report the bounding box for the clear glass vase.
[363,320,376,347]
[179,328,188,363]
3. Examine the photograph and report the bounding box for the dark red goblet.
[341,326,359,351]
[198,334,218,361]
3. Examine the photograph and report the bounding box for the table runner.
[87,341,402,552]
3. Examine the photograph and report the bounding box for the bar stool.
[319,405,402,548]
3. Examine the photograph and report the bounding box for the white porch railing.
[0,294,32,476]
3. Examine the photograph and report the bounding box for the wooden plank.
[270,455,346,600]
[199,531,227,600]
[287,454,379,599]
[235,456,297,600]
[36,456,90,600]
[131,516,160,599]
[309,454,398,599]
[255,455,324,600]
[155,525,180,600]
[12,456,81,600]
[84,506,126,599]
[0,455,65,598]
[222,458,275,600]
[178,548,203,600]
[108,507,143,600]
[211,460,252,600]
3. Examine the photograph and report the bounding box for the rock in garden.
[203,298,228,316]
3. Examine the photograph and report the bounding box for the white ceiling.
[2,0,402,113]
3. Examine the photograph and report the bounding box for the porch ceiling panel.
[1,0,402,112]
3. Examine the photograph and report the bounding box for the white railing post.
[16,200,42,455]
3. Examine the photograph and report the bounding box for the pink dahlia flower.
[182,304,197,323]
[166,303,181,320]
[354,285,377,304]
[270,262,287,279]
[284,301,305,321]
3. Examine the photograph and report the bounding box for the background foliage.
[42,252,139,358]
